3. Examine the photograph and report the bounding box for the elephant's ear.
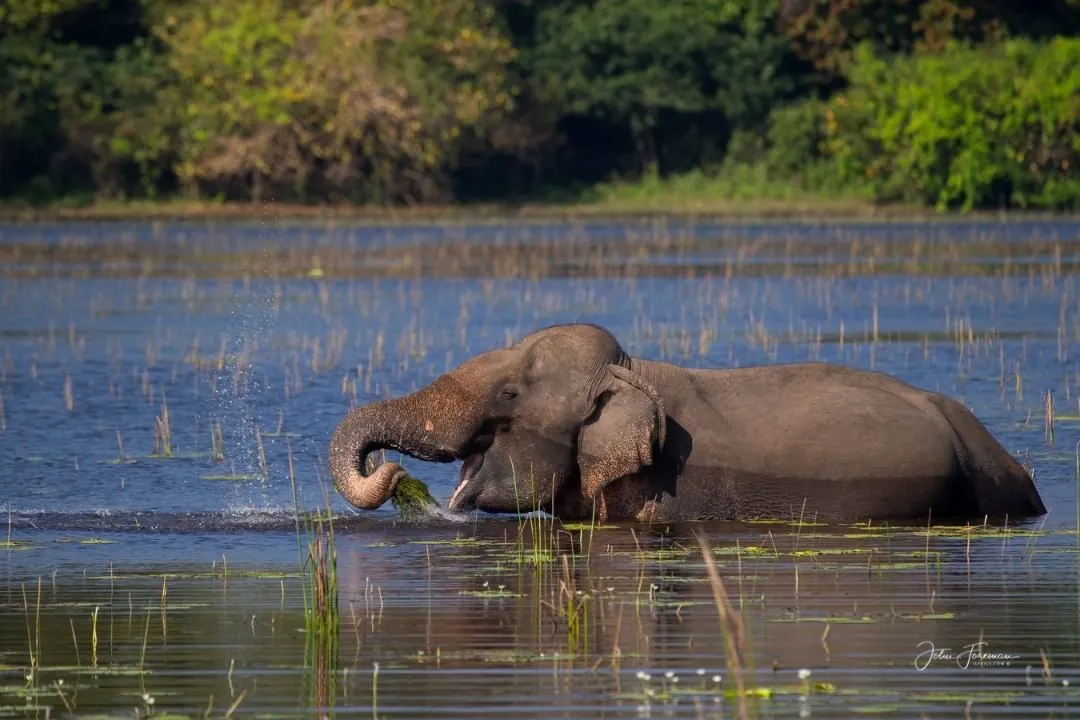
[578,365,666,502]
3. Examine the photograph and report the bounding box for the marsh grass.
[1,218,1073,717]
[302,512,340,715]
[556,555,589,656]
[698,532,750,720]
[304,515,339,640]
[211,419,225,462]
[285,439,341,713]
[0,520,1072,718]
[152,390,173,458]
[255,426,268,480]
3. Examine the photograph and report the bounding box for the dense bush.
[158,0,516,202]
[524,0,801,175]
[821,38,1080,209]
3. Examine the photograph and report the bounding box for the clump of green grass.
[305,514,339,639]
[391,473,439,517]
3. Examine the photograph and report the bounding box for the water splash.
[429,506,473,523]
[210,219,281,507]
[398,505,473,524]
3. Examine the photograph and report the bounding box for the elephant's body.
[329,324,1045,523]
[586,359,1042,522]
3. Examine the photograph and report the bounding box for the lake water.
[2,217,1080,718]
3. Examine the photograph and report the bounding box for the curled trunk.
[327,377,478,510]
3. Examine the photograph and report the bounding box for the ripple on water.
[2,218,1079,718]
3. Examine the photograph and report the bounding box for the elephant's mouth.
[448,452,484,512]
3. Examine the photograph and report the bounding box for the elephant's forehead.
[522,326,614,358]
[523,336,589,375]
[455,347,514,378]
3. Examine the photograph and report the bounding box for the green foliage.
[0,0,171,199]
[0,0,92,29]
[158,0,516,202]
[526,0,797,169]
[822,39,1080,209]
[582,162,869,212]
[780,0,1080,76]
[391,474,440,518]
[763,99,830,181]
[0,0,1078,209]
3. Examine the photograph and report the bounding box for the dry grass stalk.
[695,530,749,720]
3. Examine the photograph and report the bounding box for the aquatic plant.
[305,515,339,640]
[391,473,439,517]
[152,389,173,458]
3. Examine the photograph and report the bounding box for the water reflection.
[2,218,1079,717]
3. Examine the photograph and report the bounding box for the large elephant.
[328,323,1046,522]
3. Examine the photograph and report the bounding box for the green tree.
[822,38,1080,209]
[779,0,1080,75]
[159,0,516,202]
[0,0,171,199]
[525,0,799,174]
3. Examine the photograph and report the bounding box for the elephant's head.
[328,324,666,516]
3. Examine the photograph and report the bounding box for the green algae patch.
[0,540,36,551]
[391,473,439,517]
[561,522,619,531]
[459,588,524,599]
[200,473,262,481]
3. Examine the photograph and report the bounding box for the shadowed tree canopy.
[522,0,801,176]
[778,0,1080,72]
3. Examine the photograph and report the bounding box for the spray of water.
[211,219,281,511]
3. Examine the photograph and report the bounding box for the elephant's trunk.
[327,377,479,510]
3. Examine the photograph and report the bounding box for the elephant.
[328,323,1046,523]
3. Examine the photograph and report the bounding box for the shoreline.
[0,197,1075,225]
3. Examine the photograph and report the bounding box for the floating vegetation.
[143,451,209,461]
[458,587,523,599]
[745,519,830,528]
[88,570,297,580]
[200,473,262,482]
[50,538,116,545]
[0,540,35,551]
[99,457,137,465]
[408,537,488,547]
[561,522,618,531]
[773,611,956,624]
[37,665,151,677]
[408,649,583,664]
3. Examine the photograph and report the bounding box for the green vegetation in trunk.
[391,473,440,517]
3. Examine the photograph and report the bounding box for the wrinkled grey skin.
[328,324,1046,522]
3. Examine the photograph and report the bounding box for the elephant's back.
[677,361,959,484]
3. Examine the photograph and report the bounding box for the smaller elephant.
[328,324,1046,523]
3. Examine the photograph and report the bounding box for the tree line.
[2,0,1078,210]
